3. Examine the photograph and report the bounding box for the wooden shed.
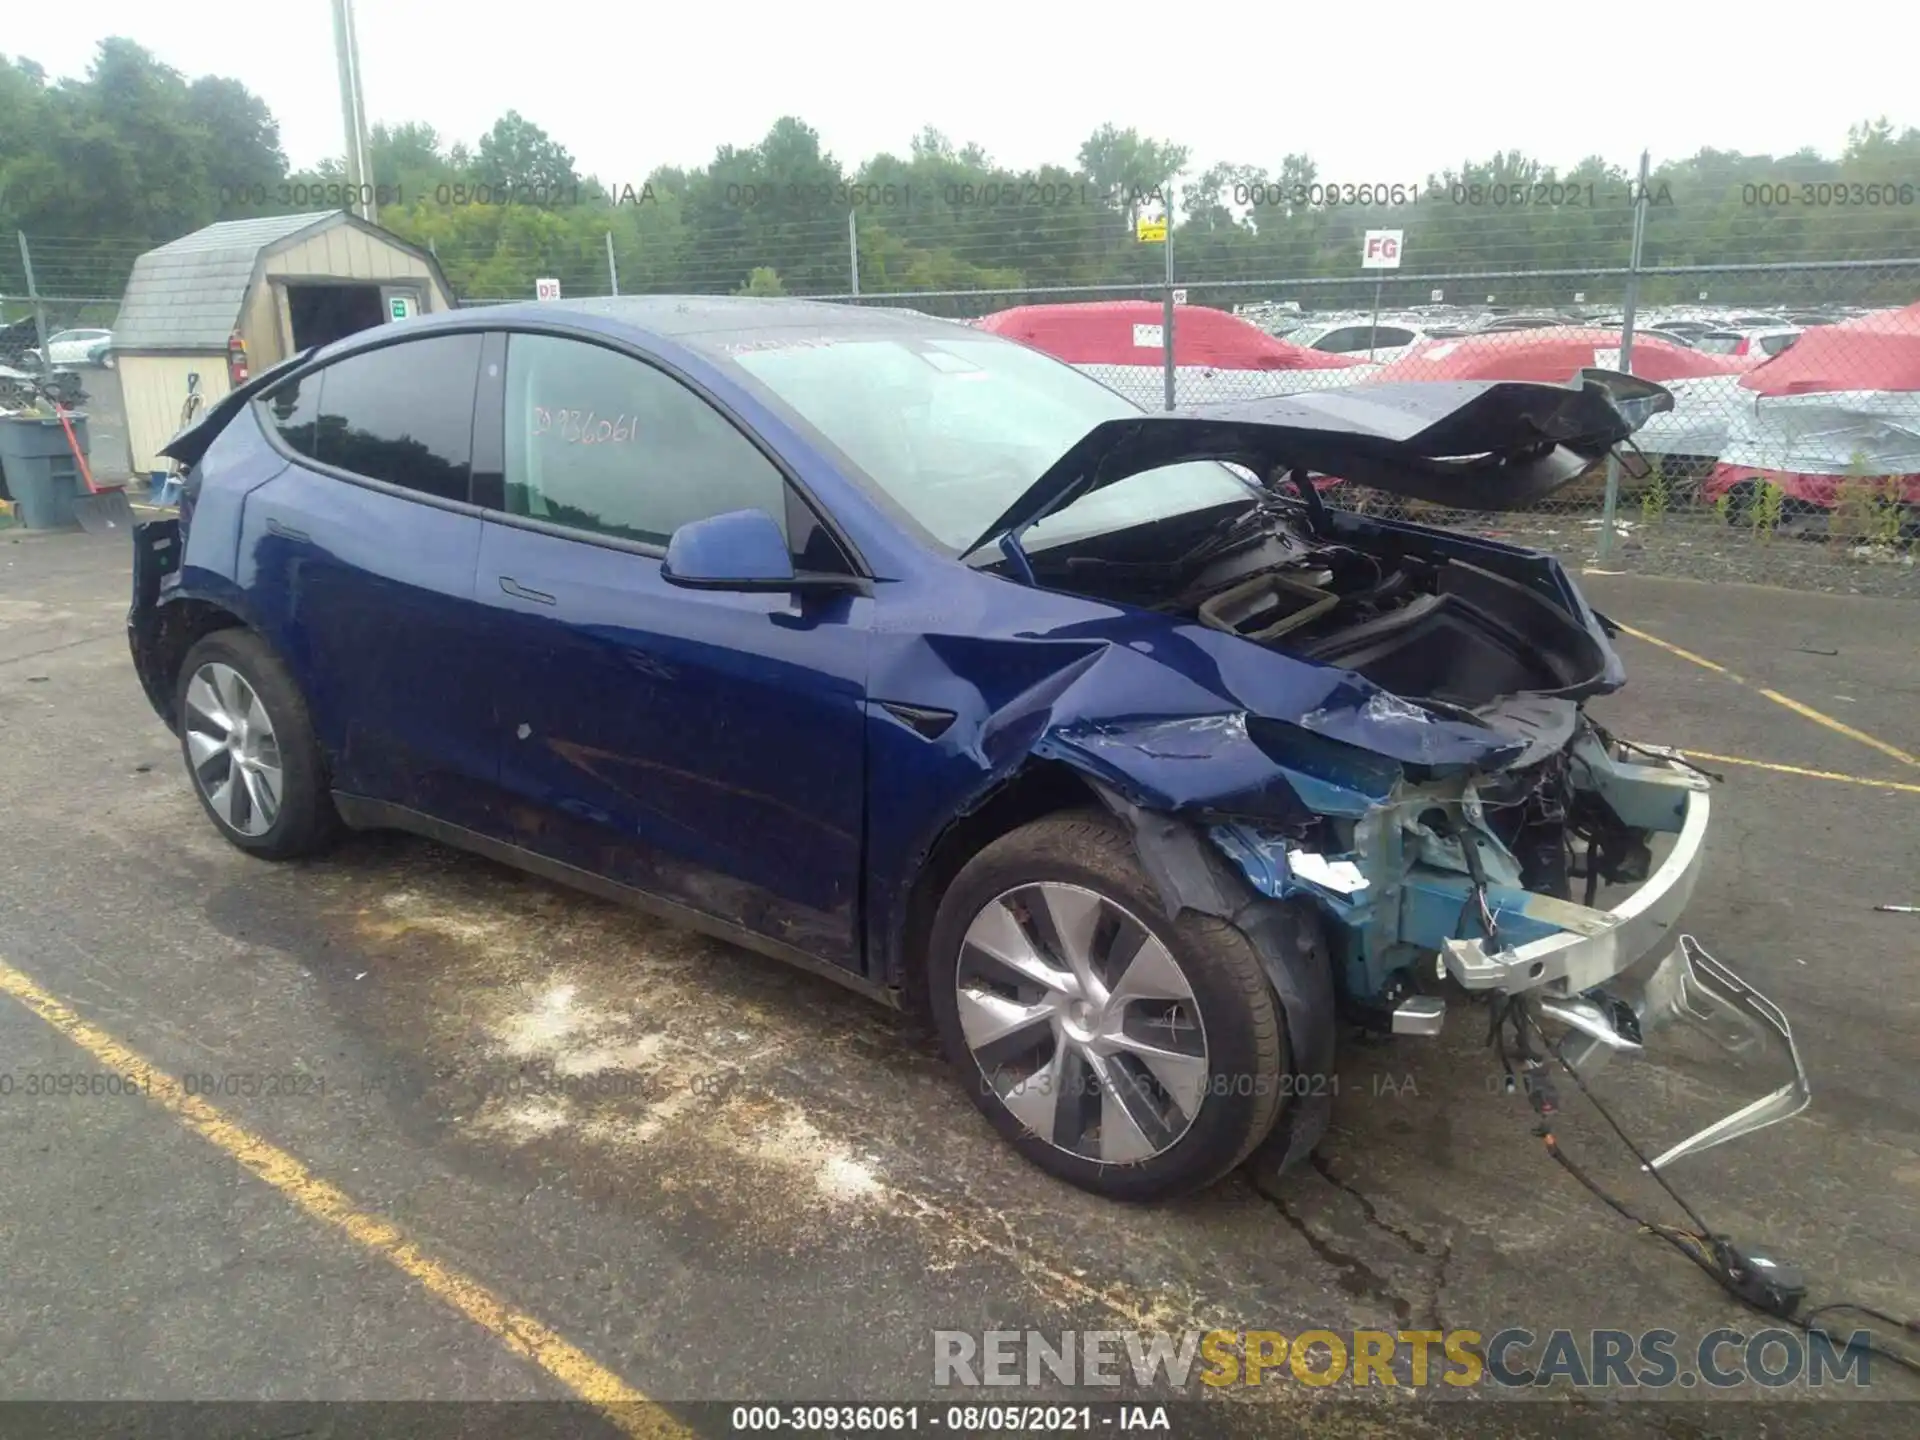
[112,211,454,474]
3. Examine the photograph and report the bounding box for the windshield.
[731,333,1254,552]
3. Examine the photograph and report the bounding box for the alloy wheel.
[183,662,284,837]
[954,882,1210,1164]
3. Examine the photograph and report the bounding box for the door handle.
[498,575,556,605]
[264,517,312,543]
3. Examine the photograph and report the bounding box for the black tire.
[174,628,339,860]
[1721,480,1758,526]
[926,809,1288,1201]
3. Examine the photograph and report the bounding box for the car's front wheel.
[926,810,1288,1201]
[175,629,338,859]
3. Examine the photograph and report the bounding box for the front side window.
[1311,327,1367,353]
[502,333,788,547]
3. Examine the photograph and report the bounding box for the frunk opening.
[1019,497,1615,712]
[1294,559,1609,708]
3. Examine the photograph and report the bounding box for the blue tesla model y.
[130,298,1805,1199]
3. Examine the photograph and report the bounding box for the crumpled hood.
[881,608,1538,832]
[965,370,1673,554]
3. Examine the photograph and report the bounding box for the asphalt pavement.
[0,526,1915,1436]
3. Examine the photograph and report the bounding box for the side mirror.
[660,508,802,591]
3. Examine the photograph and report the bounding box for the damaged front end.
[964,373,1809,1177]
[1204,725,1809,1172]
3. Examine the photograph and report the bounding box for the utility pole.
[331,0,378,223]
[17,233,48,377]
[1596,149,1652,562]
[1162,184,1176,411]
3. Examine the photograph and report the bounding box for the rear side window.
[261,371,321,456]
[263,334,483,502]
[1312,327,1366,353]
[1314,326,1410,354]
[501,332,787,547]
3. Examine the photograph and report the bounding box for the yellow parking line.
[1681,749,1920,796]
[1609,621,1745,681]
[0,955,685,1439]
[1755,689,1920,770]
[1611,621,1918,770]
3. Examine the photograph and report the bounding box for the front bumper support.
[1538,934,1812,1169]
[1439,763,1713,999]
[1213,748,1810,1167]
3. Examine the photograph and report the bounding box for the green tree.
[1077,123,1189,223]
[476,110,580,192]
[187,75,286,216]
[372,121,459,201]
[682,117,848,293]
[5,40,1917,311]
[0,57,60,238]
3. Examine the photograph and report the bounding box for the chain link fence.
[7,204,1916,596]
[1036,260,1920,601]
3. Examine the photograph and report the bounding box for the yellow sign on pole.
[1136,215,1167,243]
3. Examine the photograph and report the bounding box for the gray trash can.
[0,413,91,530]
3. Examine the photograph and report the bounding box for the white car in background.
[1639,318,1725,346]
[24,327,115,369]
[1285,318,1430,363]
[1694,327,1801,360]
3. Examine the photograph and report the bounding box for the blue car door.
[239,329,509,837]
[471,330,871,970]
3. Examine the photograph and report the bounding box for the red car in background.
[1367,327,1756,385]
[1705,302,1920,520]
[974,301,1371,409]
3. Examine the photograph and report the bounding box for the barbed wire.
[8,187,1920,302]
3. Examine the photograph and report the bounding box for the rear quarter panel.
[177,409,289,591]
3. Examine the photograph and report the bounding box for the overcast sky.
[22,2,1917,187]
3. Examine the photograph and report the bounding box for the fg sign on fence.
[535,277,562,301]
[1361,230,1403,268]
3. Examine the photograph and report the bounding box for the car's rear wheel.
[1721,480,1758,526]
[175,629,338,859]
[926,810,1288,1201]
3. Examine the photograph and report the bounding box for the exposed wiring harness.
[1585,718,1726,786]
[1489,995,1920,1377]
[1441,727,1915,1374]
